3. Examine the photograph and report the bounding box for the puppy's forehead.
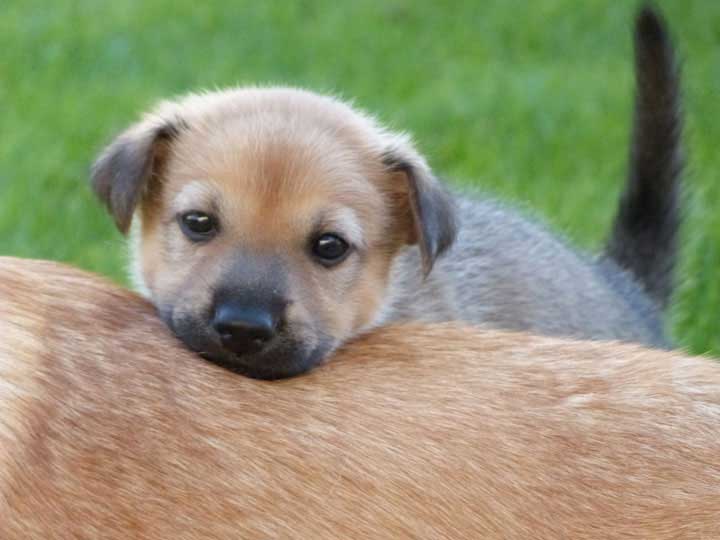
[162,89,390,232]
[157,87,388,145]
[163,88,392,174]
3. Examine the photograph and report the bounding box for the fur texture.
[1,256,719,539]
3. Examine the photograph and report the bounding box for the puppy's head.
[92,88,456,379]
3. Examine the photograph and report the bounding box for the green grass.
[1,0,718,355]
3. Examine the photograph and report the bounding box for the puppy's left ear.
[91,118,181,234]
[383,146,457,276]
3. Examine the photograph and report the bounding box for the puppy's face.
[92,88,455,379]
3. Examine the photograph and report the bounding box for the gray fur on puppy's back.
[385,196,666,347]
[381,7,679,349]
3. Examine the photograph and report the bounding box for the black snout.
[213,304,278,356]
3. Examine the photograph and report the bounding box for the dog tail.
[605,5,683,310]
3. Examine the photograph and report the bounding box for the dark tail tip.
[636,4,668,45]
[605,4,683,310]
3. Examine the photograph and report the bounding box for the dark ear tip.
[90,152,131,235]
[114,214,132,235]
[407,174,458,275]
[422,192,458,277]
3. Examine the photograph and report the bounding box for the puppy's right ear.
[91,119,182,234]
[382,144,457,277]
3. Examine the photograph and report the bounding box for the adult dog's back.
[0,257,718,539]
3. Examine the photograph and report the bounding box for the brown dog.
[1,256,718,539]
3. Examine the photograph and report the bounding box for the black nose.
[212,304,278,356]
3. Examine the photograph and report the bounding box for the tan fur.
[1,256,719,539]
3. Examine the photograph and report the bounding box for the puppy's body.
[91,9,681,377]
[385,9,682,347]
[1,257,719,539]
[385,196,664,345]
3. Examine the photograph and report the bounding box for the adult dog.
[1,256,718,539]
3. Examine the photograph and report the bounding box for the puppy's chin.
[202,343,330,380]
[166,309,334,380]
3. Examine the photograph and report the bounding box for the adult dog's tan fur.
[1,257,718,539]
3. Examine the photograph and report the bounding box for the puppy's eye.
[179,211,218,241]
[312,233,350,266]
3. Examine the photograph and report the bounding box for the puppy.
[1,256,719,539]
[91,8,683,378]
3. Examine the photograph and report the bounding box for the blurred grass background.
[1,0,718,354]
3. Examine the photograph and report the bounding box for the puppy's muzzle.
[213,303,278,356]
